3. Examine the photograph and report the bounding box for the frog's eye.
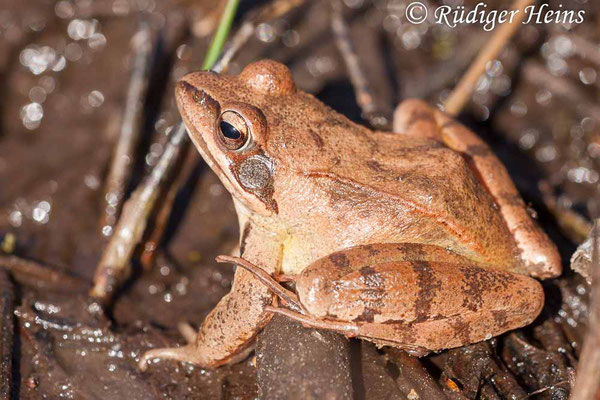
[217,111,250,151]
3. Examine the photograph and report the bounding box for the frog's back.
[264,93,519,270]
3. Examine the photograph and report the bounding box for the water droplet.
[21,102,44,129]
[9,211,22,227]
[256,23,275,43]
[39,76,56,93]
[29,86,46,103]
[579,67,597,85]
[65,43,82,61]
[510,101,527,117]
[88,33,106,50]
[535,89,552,106]
[282,30,300,47]
[546,56,568,76]
[51,55,66,72]
[553,35,574,57]
[55,1,74,18]
[401,29,421,50]
[88,90,104,107]
[84,174,100,190]
[67,19,98,40]
[535,145,557,162]
[485,60,503,77]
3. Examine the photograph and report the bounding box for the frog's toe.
[177,322,197,344]
[138,345,200,371]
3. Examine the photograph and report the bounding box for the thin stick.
[91,123,189,300]
[571,219,600,400]
[101,19,153,232]
[330,0,388,129]
[539,181,592,245]
[139,151,198,270]
[571,221,598,284]
[443,0,535,116]
[522,61,600,121]
[91,0,241,302]
[213,0,306,73]
[0,255,88,291]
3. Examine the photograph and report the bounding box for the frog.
[138,59,561,370]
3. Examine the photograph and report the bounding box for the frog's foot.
[215,255,305,313]
[138,321,201,371]
[139,344,204,371]
[177,322,197,344]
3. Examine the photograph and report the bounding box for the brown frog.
[138,60,561,370]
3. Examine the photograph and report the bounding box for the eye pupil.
[220,121,242,140]
[217,111,249,150]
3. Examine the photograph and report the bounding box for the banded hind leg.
[223,243,545,354]
[393,99,561,278]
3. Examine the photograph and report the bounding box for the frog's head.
[176,60,297,217]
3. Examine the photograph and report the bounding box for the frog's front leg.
[234,244,544,353]
[138,266,274,370]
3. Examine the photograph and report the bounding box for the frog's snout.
[176,79,220,124]
[177,81,211,106]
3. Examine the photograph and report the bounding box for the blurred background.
[0,0,598,398]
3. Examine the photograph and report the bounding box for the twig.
[213,0,306,73]
[101,18,153,232]
[533,318,578,368]
[358,343,405,399]
[402,31,488,99]
[571,219,600,400]
[502,333,571,398]
[441,342,527,399]
[91,123,189,300]
[570,220,598,284]
[539,181,592,245]
[0,269,15,399]
[443,0,535,116]
[91,0,241,302]
[519,380,570,399]
[330,0,389,129]
[0,255,88,292]
[522,61,600,121]
[385,349,447,400]
[139,151,199,270]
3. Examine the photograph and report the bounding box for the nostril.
[192,89,203,103]
[179,81,204,103]
[179,80,195,92]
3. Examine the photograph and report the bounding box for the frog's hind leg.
[393,99,561,279]
[295,249,545,353]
